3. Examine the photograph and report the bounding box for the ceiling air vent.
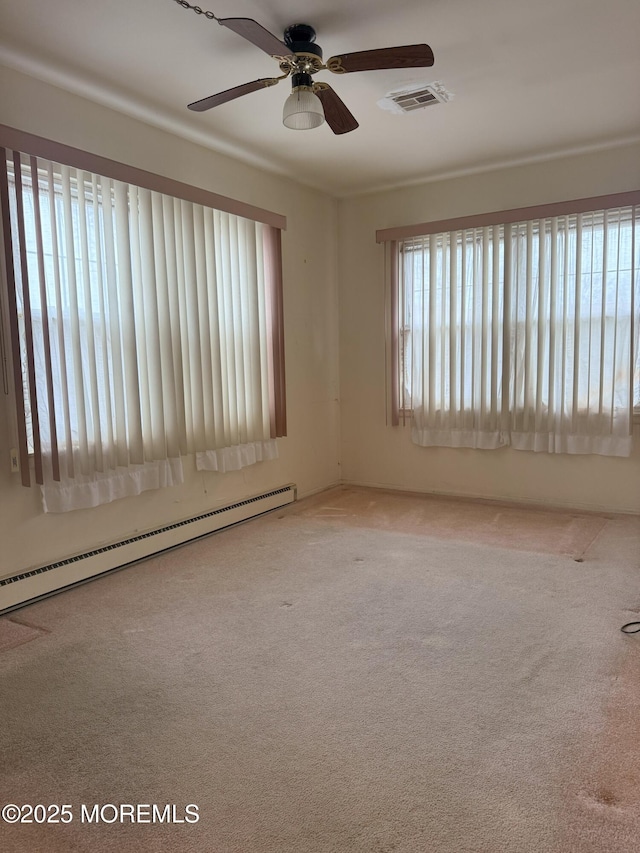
[378,81,453,115]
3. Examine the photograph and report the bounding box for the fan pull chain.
[172,0,219,21]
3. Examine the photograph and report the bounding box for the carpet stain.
[576,786,623,812]
[310,508,351,518]
[0,617,49,653]
[291,486,610,557]
[588,789,619,808]
[561,639,640,850]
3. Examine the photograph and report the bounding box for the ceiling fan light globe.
[282,86,325,130]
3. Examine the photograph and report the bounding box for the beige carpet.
[0,616,48,652]
[0,486,639,853]
[292,486,610,558]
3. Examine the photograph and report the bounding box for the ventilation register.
[378,81,453,115]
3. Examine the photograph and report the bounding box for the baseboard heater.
[0,484,297,614]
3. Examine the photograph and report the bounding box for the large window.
[381,196,639,456]
[0,133,286,511]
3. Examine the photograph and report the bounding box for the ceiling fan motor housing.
[284,24,323,60]
[291,72,314,89]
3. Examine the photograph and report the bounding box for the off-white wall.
[0,67,341,578]
[338,144,640,513]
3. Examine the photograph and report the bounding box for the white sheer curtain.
[4,152,282,511]
[404,227,508,449]
[402,205,638,456]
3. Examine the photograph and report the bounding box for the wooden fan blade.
[314,84,359,135]
[327,44,434,74]
[188,78,279,112]
[218,17,292,58]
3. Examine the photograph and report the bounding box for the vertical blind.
[385,200,639,456]
[0,143,286,511]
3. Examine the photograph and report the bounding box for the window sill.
[399,410,640,426]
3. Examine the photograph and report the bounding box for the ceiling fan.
[187,19,435,134]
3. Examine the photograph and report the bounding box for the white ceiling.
[1,0,639,197]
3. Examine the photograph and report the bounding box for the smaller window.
[385,199,639,456]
